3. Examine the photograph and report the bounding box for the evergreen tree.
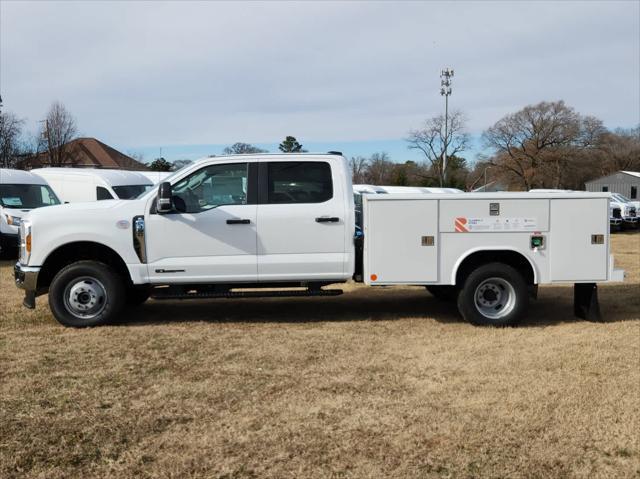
[278,136,304,153]
[149,157,173,171]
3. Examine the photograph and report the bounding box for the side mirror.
[156,182,173,213]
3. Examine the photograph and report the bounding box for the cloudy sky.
[1,0,638,162]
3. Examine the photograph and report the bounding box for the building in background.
[19,137,148,171]
[585,171,640,199]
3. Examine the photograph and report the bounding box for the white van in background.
[33,168,153,202]
[135,170,173,185]
[1,168,61,256]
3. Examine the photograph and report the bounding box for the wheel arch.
[38,241,132,290]
[452,248,537,286]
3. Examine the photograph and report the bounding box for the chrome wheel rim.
[63,276,107,319]
[474,277,516,320]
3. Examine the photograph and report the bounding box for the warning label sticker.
[455,217,537,232]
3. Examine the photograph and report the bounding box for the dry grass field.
[1,234,639,478]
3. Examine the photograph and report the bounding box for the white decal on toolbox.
[454,217,537,232]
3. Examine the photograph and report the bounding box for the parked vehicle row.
[1,167,161,256]
[530,188,638,232]
[609,193,638,231]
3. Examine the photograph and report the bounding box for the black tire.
[127,286,150,307]
[426,285,459,302]
[457,262,528,327]
[49,261,126,327]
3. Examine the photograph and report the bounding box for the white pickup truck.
[14,153,624,327]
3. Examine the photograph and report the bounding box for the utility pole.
[440,68,454,186]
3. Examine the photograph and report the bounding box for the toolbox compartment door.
[550,198,608,281]
[365,199,438,283]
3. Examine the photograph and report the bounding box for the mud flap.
[574,283,602,322]
[23,291,36,309]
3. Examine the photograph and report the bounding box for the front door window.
[172,163,248,213]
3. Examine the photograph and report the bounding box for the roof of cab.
[31,167,153,186]
[188,152,345,167]
[0,168,50,185]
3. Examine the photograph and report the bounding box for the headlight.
[19,221,32,265]
[5,214,22,226]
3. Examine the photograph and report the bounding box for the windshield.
[0,184,61,209]
[112,184,153,199]
[614,194,631,202]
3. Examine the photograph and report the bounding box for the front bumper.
[14,263,41,309]
[622,216,638,225]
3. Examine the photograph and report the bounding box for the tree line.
[2,99,638,189]
[351,101,639,190]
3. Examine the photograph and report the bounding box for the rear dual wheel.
[457,263,528,327]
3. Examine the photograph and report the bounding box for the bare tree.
[40,101,78,166]
[223,142,268,155]
[596,126,640,173]
[482,100,604,190]
[349,156,369,183]
[406,110,469,186]
[0,110,25,168]
[365,152,393,184]
[127,151,146,164]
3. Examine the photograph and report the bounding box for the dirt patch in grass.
[1,234,639,478]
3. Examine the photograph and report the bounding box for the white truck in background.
[14,153,623,328]
[1,169,61,256]
[609,193,638,229]
[33,168,153,202]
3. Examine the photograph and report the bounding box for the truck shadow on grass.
[119,284,640,327]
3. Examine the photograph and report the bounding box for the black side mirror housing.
[157,182,173,213]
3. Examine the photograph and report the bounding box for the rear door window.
[267,162,333,204]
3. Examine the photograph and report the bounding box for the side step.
[151,287,343,300]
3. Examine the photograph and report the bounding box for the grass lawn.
[1,233,639,478]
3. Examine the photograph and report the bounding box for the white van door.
[256,160,348,281]
[145,162,258,283]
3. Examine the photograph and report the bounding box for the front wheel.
[457,263,529,327]
[49,261,126,327]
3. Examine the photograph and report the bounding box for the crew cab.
[14,153,624,328]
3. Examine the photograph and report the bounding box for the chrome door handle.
[226,219,251,225]
[316,217,340,223]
